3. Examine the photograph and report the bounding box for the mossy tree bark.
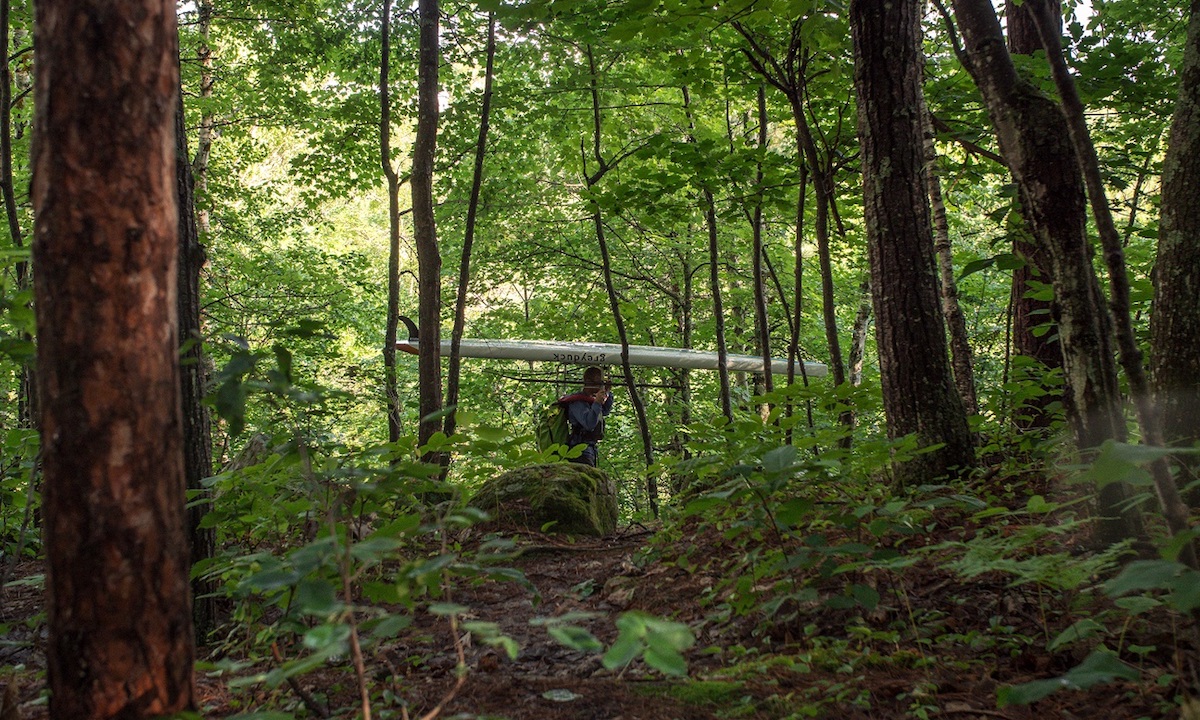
[1152,0,1200,508]
[951,0,1143,543]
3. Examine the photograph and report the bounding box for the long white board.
[397,337,827,377]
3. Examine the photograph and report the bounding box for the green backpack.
[535,400,570,452]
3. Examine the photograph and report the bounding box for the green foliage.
[602,611,696,676]
[997,649,1140,706]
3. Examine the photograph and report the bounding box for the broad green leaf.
[302,622,350,651]
[602,634,642,670]
[548,625,604,652]
[1105,560,1187,596]
[1047,618,1105,651]
[642,644,688,676]
[294,578,338,616]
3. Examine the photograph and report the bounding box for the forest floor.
[0,515,1190,719]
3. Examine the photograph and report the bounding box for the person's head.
[582,366,606,393]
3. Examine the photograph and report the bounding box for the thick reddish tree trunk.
[32,0,196,716]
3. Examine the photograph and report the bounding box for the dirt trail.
[385,530,717,720]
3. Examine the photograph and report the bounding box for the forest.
[1,0,1199,716]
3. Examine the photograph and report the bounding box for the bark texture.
[1152,0,1200,490]
[412,0,443,450]
[1005,0,1064,427]
[924,110,978,415]
[176,88,216,639]
[32,0,195,716]
[952,0,1141,542]
[851,0,975,485]
[380,0,404,444]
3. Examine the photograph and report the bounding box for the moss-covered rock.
[469,463,618,536]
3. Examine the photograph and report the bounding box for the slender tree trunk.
[680,85,733,422]
[412,0,443,451]
[790,96,849,391]
[751,86,774,400]
[674,254,694,472]
[704,188,734,423]
[583,45,656,514]
[191,0,215,236]
[1028,0,1194,564]
[788,165,815,441]
[847,277,872,387]
[851,0,975,486]
[379,0,403,444]
[33,0,196,715]
[951,0,1142,543]
[446,13,496,440]
[1152,0,1200,509]
[923,110,978,414]
[1,0,33,427]
[790,97,856,438]
[175,80,216,640]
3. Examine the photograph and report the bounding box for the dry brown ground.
[0,523,1190,719]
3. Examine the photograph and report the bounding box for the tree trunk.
[1026,0,1195,563]
[33,0,196,715]
[191,0,215,236]
[951,0,1142,543]
[1006,0,1064,427]
[1,0,34,427]
[680,85,733,422]
[751,85,774,400]
[380,0,404,445]
[735,26,852,436]
[851,0,975,486]
[447,13,496,440]
[847,277,872,387]
[1152,0,1200,507]
[704,188,734,423]
[412,0,443,452]
[175,80,217,641]
[583,45,657,514]
[923,110,979,414]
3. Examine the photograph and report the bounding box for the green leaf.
[775,497,815,528]
[762,445,798,474]
[272,344,293,384]
[997,678,1066,706]
[601,634,641,670]
[1047,618,1105,651]
[429,602,469,616]
[642,644,688,676]
[998,650,1138,707]
[294,578,339,616]
[956,256,996,281]
[474,424,510,442]
[366,614,413,639]
[1104,559,1187,597]
[302,622,351,651]
[1062,649,1139,687]
[548,625,604,652]
[850,584,880,611]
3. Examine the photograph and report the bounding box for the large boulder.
[470,463,618,536]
